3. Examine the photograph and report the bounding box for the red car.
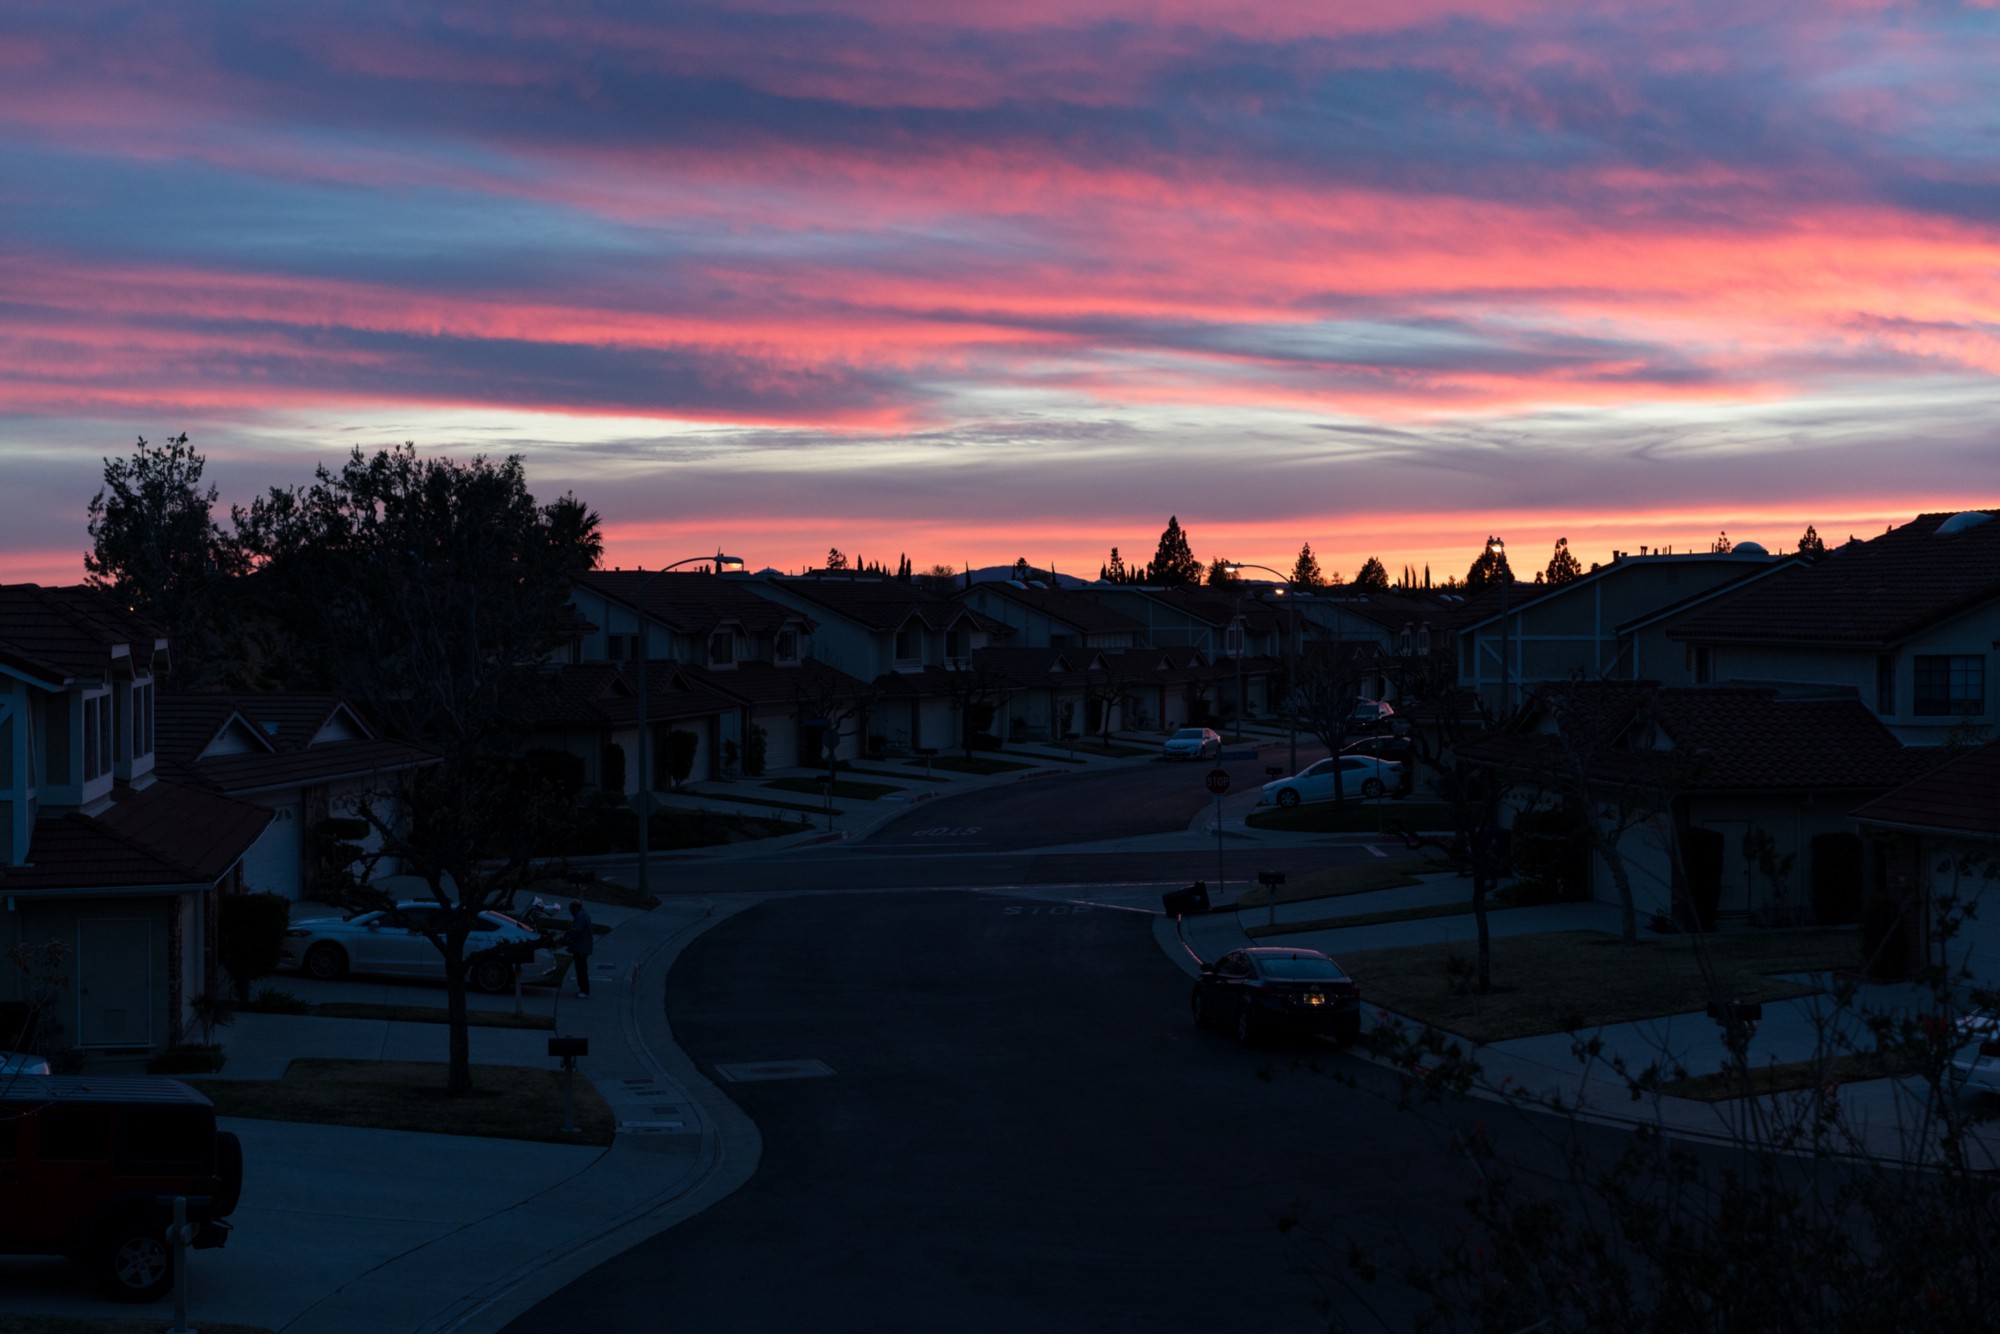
[1191,947,1362,1047]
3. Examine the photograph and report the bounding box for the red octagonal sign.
[1204,768,1231,795]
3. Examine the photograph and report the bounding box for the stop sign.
[1204,768,1231,795]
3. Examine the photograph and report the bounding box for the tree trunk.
[1596,835,1640,944]
[444,940,472,1094]
[1472,881,1493,994]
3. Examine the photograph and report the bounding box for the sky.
[3,1,1998,586]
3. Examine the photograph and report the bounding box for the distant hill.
[962,565,1090,589]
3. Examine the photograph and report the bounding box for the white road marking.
[1366,844,1387,858]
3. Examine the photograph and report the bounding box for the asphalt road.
[505,891,1500,1333]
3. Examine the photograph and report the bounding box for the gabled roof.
[576,571,806,637]
[1672,510,2000,646]
[961,583,1143,635]
[1454,553,1785,635]
[1852,739,2000,840]
[680,659,871,707]
[971,647,1087,687]
[155,692,432,796]
[0,584,167,685]
[157,692,374,766]
[763,577,972,633]
[0,780,272,894]
[1309,591,1445,632]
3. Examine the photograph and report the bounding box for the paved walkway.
[1157,873,2000,1167]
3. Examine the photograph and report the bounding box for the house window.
[1876,655,1896,715]
[606,634,636,661]
[776,629,799,663]
[1417,627,1431,655]
[1694,646,1713,684]
[99,696,112,775]
[945,626,968,660]
[894,627,918,661]
[708,632,734,665]
[114,685,129,764]
[1914,655,1985,716]
[83,696,101,781]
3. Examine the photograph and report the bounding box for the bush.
[666,729,699,787]
[307,817,369,902]
[745,724,768,777]
[1860,889,1910,980]
[248,986,310,1015]
[601,742,627,793]
[1511,808,1587,901]
[1811,832,1864,924]
[219,891,294,1002]
[1681,825,1725,932]
[971,732,1003,751]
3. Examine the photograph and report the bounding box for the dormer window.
[945,626,968,661]
[894,627,919,662]
[708,632,735,665]
[776,628,799,663]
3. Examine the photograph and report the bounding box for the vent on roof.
[1732,541,1768,556]
[1936,511,1994,536]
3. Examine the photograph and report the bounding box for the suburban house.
[1456,549,1789,713]
[958,581,1142,650]
[747,575,997,753]
[1852,739,2000,988]
[153,693,435,900]
[1,585,270,1055]
[1670,510,2000,744]
[1078,586,1278,723]
[1461,680,1937,926]
[530,659,749,793]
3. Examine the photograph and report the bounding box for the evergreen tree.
[1289,542,1325,589]
[825,547,848,571]
[1544,536,1584,586]
[1465,537,1514,590]
[1710,530,1733,554]
[1797,525,1827,558]
[1012,556,1032,582]
[1206,556,1238,586]
[1103,546,1128,584]
[1147,516,1201,587]
[1354,556,1390,591]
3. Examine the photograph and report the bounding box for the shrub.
[1811,832,1864,924]
[248,986,310,1015]
[666,729,699,787]
[1860,888,1910,979]
[219,891,294,1001]
[307,817,369,902]
[745,724,768,777]
[1681,825,1725,932]
[601,742,627,793]
[1510,808,1587,901]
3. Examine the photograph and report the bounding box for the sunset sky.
[3,1,1997,585]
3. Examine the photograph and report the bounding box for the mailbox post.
[1257,869,1286,930]
[549,1035,589,1135]
[1205,767,1231,897]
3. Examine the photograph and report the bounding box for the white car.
[1163,727,1224,760]
[1259,755,1401,808]
[1950,1013,2000,1096]
[281,901,553,994]
[0,1051,51,1076]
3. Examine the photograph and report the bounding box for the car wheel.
[1277,788,1301,809]
[1235,1002,1260,1047]
[469,956,514,995]
[211,1130,244,1217]
[303,942,348,981]
[1362,777,1385,799]
[100,1220,173,1302]
[1191,987,1210,1029]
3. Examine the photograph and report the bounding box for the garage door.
[240,801,303,898]
[77,918,151,1047]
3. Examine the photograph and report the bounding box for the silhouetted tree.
[1544,536,1583,586]
[1797,524,1827,558]
[1206,557,1238,587]
[1353,557,1390,591]
[824,547,849,570]
[1147,516,1201,587]
[920,563,957,596]
[84,434,247,686]
[1289,543,1325,590]
[1464,537,1513,590]
[1710,529,1733,554]
[1101,547,1129,584]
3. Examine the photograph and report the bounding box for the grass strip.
[0,1320,275,1334]
[1344,927,1860,1045]
[1234,862,1424,908]
[308,1002,555,1030]
[1660,1047,1924,1101]
[199,1058,615,1146]
[763,776,901,801]
[682,793,843,817]
[1247,898,1515,937]
[840,765,949,783]
[908,755,1035,775]
[1246,801,1456,834]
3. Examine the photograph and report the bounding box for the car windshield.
[1257,955,1347,981]
[1172,729,1205,740]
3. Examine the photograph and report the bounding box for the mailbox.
[548,1036,589,1059]
[1161,882,1211,918]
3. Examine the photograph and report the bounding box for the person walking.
[566,899,595,999]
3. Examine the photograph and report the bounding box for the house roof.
[681,659,872,708]
[0,780,272,893]
[185,739,438,797]
[0,584,166,684]
[762,577,972,633]
[1459,682,1936,793]
[962,583,1143,635]
[1309,591,1446,632]
[531,662,742,728]
[1672,510,2000,646]
[1453,553,1784,635]
[157,692,371,764]
[153,692,434,796]
[576,571,804,637]
[1852,739,2000,839]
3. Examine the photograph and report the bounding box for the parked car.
[0,1076,242,1300]
[281,902,552,994]
[1950,1013,2000,1096]
[1259,755,1401,807]
[1162,726,1223,761]
[1191,947,1362,1046]
[0,1051,51,1076]
[1346,698,1398,735]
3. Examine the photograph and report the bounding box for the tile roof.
[1672,509,2000,645]
[0,780,272,893]
[0,584,167,683]
[681,659,871,707]
[1852,739,2000,839]
[185,739,437,797]
[529,662,740,728]
[962,583,1143,634]
[762,577,971,632]
[575,571,803,636]
[156,692,368,768]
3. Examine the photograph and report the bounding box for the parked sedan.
[1259,755,1401,807]
[1951,1013,2000,1096]
[1162,726,1224,760]
[281,902,551,994]
[1191,947,1362,1046]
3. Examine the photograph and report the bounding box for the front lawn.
[1248,898,1516,938]
[1659,1046,1923,1101]
[1347,927,1859,1045]
[1246,800,1455,835]
[908,755,1035,776]
[1233,862,1423,907]
[763,776,903,801]
[199,1058,615,1146]
[309,1002,555,1030]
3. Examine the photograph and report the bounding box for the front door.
[77,918,152,1047]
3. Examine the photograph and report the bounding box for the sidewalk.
[0,895,768,1333]
[1155,875,2000,1168]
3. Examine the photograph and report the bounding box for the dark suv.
[0,1076,243,1300]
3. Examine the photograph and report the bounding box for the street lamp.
[627,551,745,901]
[1223,563,1301,775]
